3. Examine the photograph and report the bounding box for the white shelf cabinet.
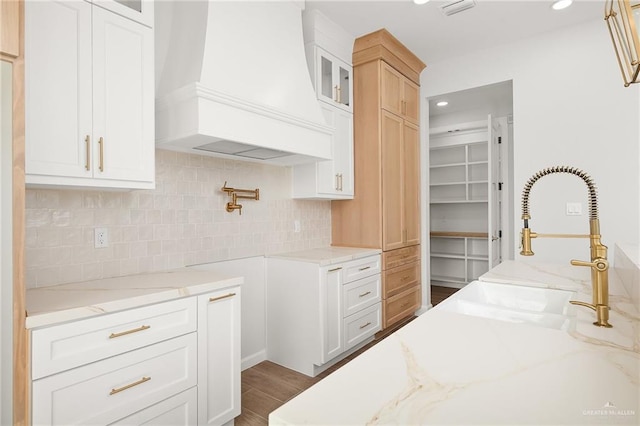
[267,254,381,377]
[429,118,502,288]
[25,0,155,190]
[30,287,241,426]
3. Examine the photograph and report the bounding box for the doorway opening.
[426,80,514,304]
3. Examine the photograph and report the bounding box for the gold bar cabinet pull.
[209,292,236,303]
[109,324,151,339]
[98,137,104,172]
[85,135,91,171]
[359,291,371,298]
[109,376,151,395]
[359,321,371,330]
[328,267,342,272]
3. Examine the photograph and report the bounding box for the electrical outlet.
[294,220,301,233]
[94,227,109,248]
[566,202,582,216]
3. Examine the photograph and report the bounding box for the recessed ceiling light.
[436,101,449,107]
[413,0,430,4]
[551,0,573,10]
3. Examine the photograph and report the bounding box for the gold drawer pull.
[109,376,151,395]
[400,302,409,309]
[85,135,91,171]
[400,275,411,282]
[359,321,372,329]
[109,325,150,339]
[328,267,342,272]
[209,292,236,303]
[359,291,372,298]
[98,136,104,172]
[358,266,371,271]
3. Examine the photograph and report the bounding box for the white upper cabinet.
[25,0,154,190]
[94,0,154,27]
[293,9,355,200]
[292,103,354,199]
[313,46,353,113]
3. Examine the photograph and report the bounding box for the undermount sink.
[435,281,576,330]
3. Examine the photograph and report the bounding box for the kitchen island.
[269,247,639,425]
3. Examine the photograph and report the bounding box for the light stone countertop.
[269,259,640,425]
[267,246,381,266]
[26,269,243,329]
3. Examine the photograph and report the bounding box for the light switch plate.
[566,202,582,216]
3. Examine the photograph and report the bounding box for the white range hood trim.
[155,83,333,166]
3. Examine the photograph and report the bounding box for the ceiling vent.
[440,0,476,16]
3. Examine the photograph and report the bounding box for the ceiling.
[305,0,605,118]
[305,0,605,65]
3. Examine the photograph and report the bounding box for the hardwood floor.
[237,287,459,425]
[431,285,460,306]
[236,316,416,426]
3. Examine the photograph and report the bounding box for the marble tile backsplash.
[25,150,331,288]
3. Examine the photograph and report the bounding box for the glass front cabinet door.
[316,47,352,113]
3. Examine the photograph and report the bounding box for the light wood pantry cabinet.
[30,288,241,426]
[429,118,502,288]
[24,0,154,190]
[267,251,381,377]
[331,29,425,330]
[381,62,420,125]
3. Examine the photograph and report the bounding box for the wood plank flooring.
[431,285,460,306]
[237,286,459,425]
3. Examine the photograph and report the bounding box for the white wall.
[423,18,640,266]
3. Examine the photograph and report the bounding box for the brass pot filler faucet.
[520,166,612,328]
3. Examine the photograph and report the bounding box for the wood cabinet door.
[402,79,420,124]
[25,0,92,179]
[92,6,154,184]
[380,62,402,117]
[197,289,241,425]
[403,121,420,246]
[381,110,404,251]
[0,0,20,57]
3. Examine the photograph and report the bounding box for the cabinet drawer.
[382,260,420,299]
[342,254,381,283]
[383,245,420,270]
[110,387,197,425]
[343,274,381,317]
[344,303,381,350]
[382,286,421,329]
[32,297,197,380]
[32,333,197,426]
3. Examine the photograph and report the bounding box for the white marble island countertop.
[26,268,243,329]
[270,260,639,425]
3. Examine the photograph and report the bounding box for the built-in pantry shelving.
[429,118,500,289]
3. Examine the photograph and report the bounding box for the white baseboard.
[241,349,267,371]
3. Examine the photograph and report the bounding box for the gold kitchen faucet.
[520,166,612,328]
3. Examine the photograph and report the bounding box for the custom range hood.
[154,1,332,165]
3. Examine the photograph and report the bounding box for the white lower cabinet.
[197,289,241,425]
[110,387,197,425]
[267,254,381,377]
[30,288,241,426]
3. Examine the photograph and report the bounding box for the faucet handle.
[570,258,609,271]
